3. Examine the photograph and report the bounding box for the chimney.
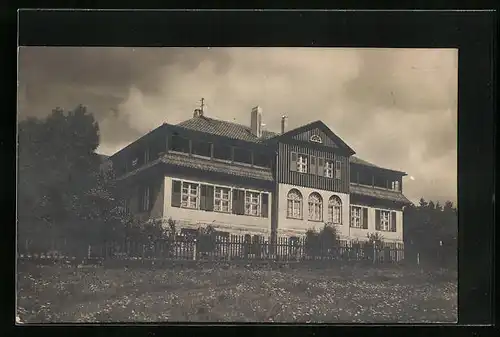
[281,115,288,134]
[193,108,203,118]
[250,106,263,138]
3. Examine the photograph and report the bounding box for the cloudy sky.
[17,47,458,205]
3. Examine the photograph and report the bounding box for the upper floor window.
[325,161,334,178]
[350,205,368,229]
[170,134,190,153]
[310,135,322,144]
[328,195,342,224]
[213,144,232,161]
[287,189,303,219]
[376,209,397,232]
[191,139,212,157]
[297,154,308,173]
[234,147,252,165]
[308,192,323,221]
[335,160,342,179]
[391,180,400,191]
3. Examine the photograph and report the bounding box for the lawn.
[16,262,457,323]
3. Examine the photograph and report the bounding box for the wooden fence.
[82,235,405,264]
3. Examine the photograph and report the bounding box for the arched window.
[328,195,342,224]
[308,192,323,221]
[287,189,303,219]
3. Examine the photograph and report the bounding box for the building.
[108,105,411,245]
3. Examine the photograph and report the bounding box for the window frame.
[350,205,362,228]
[308,192,323,222]
[328,195,342,225]
[297,154,308,173]
[286,189,303,220]
[244,190,261,217]
[324,161,334,178]
[214,186,231,213]
[181,181,200,209]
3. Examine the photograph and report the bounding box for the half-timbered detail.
[108,104,411,244]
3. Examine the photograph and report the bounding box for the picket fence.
[85,234,405,264]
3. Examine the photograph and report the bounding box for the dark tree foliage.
[18,105,134,254]
[404,198,457,268]
[305,224,340,257]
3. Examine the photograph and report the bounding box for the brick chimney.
[281,115,288,134]
[250,106,263,138]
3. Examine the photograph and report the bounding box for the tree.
[18,105,130,254]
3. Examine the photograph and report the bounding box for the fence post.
[87,245,91,259]
[417,252,420,266]
[373,244,376,264]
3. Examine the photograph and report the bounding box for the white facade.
[162,176,272,236]
[276,183,350,237]
[349,204,403,243]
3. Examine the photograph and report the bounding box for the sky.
[17,47,458,205]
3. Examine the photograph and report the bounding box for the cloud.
[17,47,458,204]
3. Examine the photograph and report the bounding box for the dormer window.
[310,135,322,144]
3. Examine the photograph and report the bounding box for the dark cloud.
[17,47,457,204]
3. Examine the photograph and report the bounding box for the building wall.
[162,176,273,236]
[276,183,350,237]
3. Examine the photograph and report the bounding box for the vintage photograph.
[17,47,458,323]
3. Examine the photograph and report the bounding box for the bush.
[305,224,340,257]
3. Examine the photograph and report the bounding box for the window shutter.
[206,185,214,211]
[171,180,181,207]
[138,186,143,211]
[148,185,154,211]
[375,209,381,230]
[335,160,342,179]
[362,207,368,229]
[310,155,317,174]
[232,189,245,215]
[199,185,207,210]
[261,193,269,218]
[317,158,324,176]
[290,152,297,171]
[391,211,397,232]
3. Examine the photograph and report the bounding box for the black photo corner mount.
[12,8,496,335]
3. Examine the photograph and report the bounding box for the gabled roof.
[275,120,356,155]
[177,116,278,143]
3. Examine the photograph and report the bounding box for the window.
[308,192,323,221]
[376,210,397,232]
[140,186,150,212]
[350,206,362,228]
[297,154,308,173]
[181,182,199,209]
[213,144,232,161]
[214,187,231,213]
[234,147,252,164]
[287,189,303,219]
[335,160,342,179]
[254,152,270,167]
[350,206,368,229]
[310,135,322,143]
[245,191,261,216]
[191,139,212,157]
[328,196,342,224]
[380,210,390,231]
[324,161,334,178]
[391,181,400,191]
[131,158,139,168]
[170,134,190,153]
